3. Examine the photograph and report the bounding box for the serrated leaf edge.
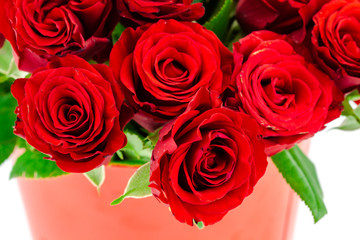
[271,146,327,222]
[204,0,231,28]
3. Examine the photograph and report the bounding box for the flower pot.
[16,142,308,240]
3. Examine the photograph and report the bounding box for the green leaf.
[346,89,360,102]
[111,158,149,167]
[203,0,233,41]
[146,129,160,147]
[271,145,327,223]
[111,162,152,205]
[124,120,151,138]
[334,105,360,131]
[334,115,360,131]
[193,220,205,229]
[0,41,28,81]
[225,20,246,50]
[341,98,355,117]
[0,81,13,95]
[338,96,360,131]
[354,105,360,119]
[16,137,28,149]
[0,93,18,166]
[126,132,144,153]
[111,131,152,167]
[84,165,105,192]
[110,121,157,166]
[10,149,67,179]
[112,23,126,43]
[0,142,17,166]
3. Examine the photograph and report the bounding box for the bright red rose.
[11,55,132,173]
[0,0,119,72]
[236,0,329,43]
[110,19,233,132]
[117,0,204,27]
[149,88,267,226]
[312,0,360,92]
[231,31,344,155]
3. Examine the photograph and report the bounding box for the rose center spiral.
[261,77,294,107]
[158,58,188,80]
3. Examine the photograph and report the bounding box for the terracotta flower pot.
[16,140,308,240]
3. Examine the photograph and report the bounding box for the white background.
[0,117,359,240]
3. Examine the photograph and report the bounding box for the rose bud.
[11,55,132,173]
[109,19,233,132]
[236,0,329,43]
[117,0,204,27]
[0,0,119,72]
[311,0,360,92]
[150,88,267,226]
[231,31,344,155]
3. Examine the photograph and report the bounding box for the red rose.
[11,55,132,173]
[109,19,233,132]
[0,0,119,72]
[0,33,4,48]
[231,31,343,155]
[117,0,204,27]
[149,88,267,226]
[312,0,360,92]
[236,0,329,43]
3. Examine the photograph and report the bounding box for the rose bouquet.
[0,0,359,235]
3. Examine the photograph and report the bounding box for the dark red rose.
[311,0,360,92]
[149,88,267,226]
[0,33,4,48]
[0,0,119,72]
[231,31,343,155]
[236,0,329,43]
[117,0,204,27]
[109,19,233,132]
[11,55,132,173]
